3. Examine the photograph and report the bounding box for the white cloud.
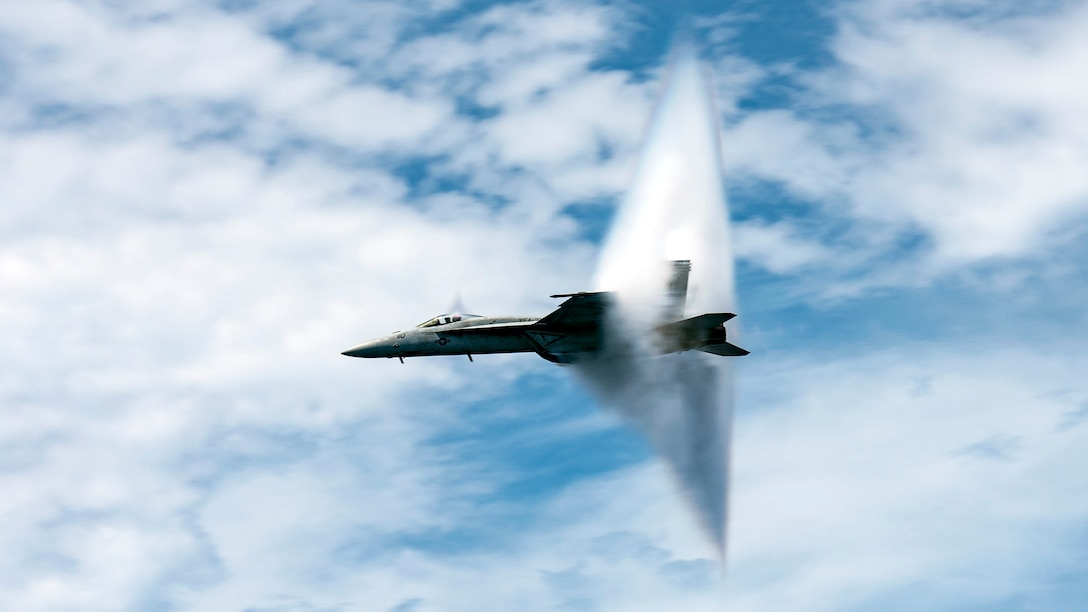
[726,345,1088,611]
[3,0,1087,609]
[0,1,637,603]
[0,0,656,207]
[485,71,648,167]
[722,0,1088,277]
[382,0,653,202]
[0,1,459,155]
[1,2,286,103]
[733,219,833,273]
[725,110,855,202]
[159,344,1088,611]
[831,0,1088,262]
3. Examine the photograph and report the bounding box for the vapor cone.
[577,49,737,553]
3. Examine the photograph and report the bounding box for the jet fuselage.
[342,316,541,359]
[341,261,748,364]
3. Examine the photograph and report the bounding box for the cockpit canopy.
[416,313,482,328]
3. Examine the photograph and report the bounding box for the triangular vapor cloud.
[576,46,738,554]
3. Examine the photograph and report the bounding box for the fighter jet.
[341,260,748,364]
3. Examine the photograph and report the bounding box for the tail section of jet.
[656,312,749,356]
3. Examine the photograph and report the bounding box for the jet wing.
[656,312,736,335]
[524,292,611,362]
[535,292,611,329]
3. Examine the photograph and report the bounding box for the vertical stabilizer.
[663,259,691,321]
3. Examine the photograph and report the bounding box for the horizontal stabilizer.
[657,312,736,335]
[698,342,750,357]
[657,312,748,357]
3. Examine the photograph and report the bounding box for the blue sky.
[2,0,1088,610]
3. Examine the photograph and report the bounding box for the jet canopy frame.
[416,313,482,328]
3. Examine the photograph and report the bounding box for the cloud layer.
[2,0,1088,610]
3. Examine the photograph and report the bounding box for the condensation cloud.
[576,48,738,553]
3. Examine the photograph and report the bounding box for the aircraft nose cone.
[341,339,385,358]
[341,345,364,357]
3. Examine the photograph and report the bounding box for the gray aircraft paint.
[341,274,744,365]
[342,317,540,359]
